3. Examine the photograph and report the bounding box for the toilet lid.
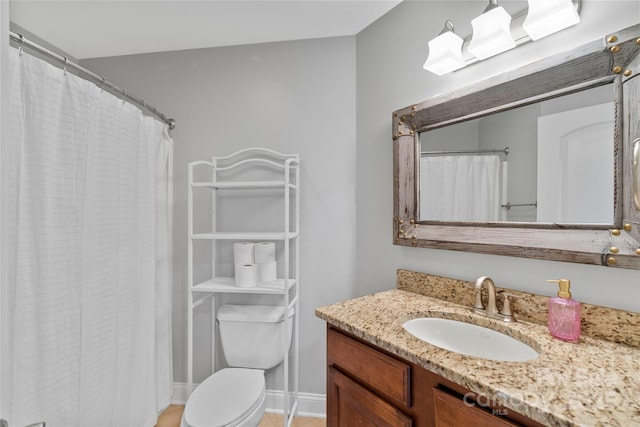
[183,368,265,427]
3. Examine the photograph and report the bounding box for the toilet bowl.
[181,368,266,427]
[181,304,294,427]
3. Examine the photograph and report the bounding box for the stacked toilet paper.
[233,242,277,287]
[254,242,277,283]
[234,242,257,287]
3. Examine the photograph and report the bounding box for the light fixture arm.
[483,0,500,14]
[440,20,456,35]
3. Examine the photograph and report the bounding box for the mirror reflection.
[419,84,614,224]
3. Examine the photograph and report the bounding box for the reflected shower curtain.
[421,155,501,221]
[6,49,172,427]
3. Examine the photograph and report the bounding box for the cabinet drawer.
[327,327,411,407]
[433,388,520,427]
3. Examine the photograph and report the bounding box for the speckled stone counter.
[396,270,640,348]
[316,272,640,427]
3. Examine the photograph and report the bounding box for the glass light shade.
[423,31,466,75]
[523,0,580,40]
[468,6,516,60]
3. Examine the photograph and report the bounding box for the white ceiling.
[9,0,403,59]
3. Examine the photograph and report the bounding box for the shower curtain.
[5,48,172,426]
[421,155,501,221]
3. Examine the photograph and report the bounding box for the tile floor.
[155,404,326,427]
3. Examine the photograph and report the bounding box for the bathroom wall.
[356,0,640,310]
[82,36,357,396]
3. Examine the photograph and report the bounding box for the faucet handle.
[473,288,485,310]
[472,284,488,311]
[499,291,523,319]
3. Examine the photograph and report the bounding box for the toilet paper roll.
[254,242,276,264]
[258,261,277,283]
[234,264,258,287]
[234,242,254,265]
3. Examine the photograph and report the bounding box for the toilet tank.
[217,304,294,370]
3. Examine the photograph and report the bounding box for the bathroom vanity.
[327,326,543,427]
[316,271,640,427]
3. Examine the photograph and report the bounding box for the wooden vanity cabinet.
[326,326,544,427]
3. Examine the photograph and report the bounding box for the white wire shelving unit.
[187,148,300,427]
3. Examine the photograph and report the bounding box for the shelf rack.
[187,148,300,427]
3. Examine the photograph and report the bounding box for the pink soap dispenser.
[547,279,581,343]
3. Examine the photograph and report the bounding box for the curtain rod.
[421,147,509,156]
[9,31,176,130]
[501,201,537,210]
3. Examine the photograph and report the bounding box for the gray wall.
[83,36,357,394]
[355,0,640,309]
[478,106,538,222]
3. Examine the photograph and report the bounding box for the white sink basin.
[402,317,539,362]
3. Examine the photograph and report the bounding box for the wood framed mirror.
[392,23,640,269]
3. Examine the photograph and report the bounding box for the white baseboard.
[265,389,326,418]
[171,382,191,404]
[172,382,326,419]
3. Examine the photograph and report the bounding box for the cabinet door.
[328,367,413,427]
[433,388,520,427]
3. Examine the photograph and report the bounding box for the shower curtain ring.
[122,89,127,103]
[18,34,24,56]
[63,57,68,75]
[99,76,106,92]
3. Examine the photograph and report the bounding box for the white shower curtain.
[6,49,172,427]
[421,155,501,221]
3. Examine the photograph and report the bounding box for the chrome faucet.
[472,276,518,322]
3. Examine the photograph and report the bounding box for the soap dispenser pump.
[547,279,581,343]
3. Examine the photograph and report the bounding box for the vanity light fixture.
[523,0,581,41]
[423,20,466,75]
[423,0,582,75]
[468,0,516,60]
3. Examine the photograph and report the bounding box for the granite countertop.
[316,289,640,427]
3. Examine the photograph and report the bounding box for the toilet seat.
[182,368,266,427]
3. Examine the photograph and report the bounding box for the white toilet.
[181,304,294,427]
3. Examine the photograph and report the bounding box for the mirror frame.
[392,24,640,269]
